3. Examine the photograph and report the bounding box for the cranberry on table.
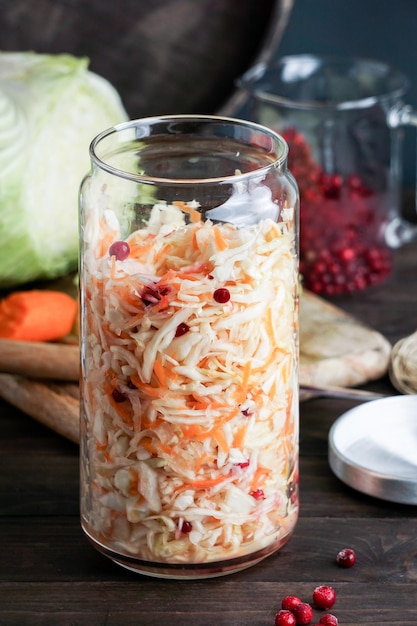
[319,615,338,625]
[292,602,313,625]
[336,548,357,568]
[312,586,336,610]
[109,240,130,261]
[281,596,302,612]
[275,610,297,626]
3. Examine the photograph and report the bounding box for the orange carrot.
[249,466,272,491]
[212,427,229,454]
[173,200,202,223]
[182,472,232,490]
[103,380,133,426]
[0,290,78,342]
[213,225,228,251]
[153,359,168,387]
[234,361,252,403]
[130,376,165,398]
[233,423,247,449]
[153,359,178,384]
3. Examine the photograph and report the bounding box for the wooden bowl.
[1,0,292,117]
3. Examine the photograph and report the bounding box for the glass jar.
[79,115,299,579]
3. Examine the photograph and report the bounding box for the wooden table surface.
[1,240,417,626]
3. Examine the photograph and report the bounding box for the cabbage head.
[0,52,128,287]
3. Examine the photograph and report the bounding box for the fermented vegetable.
[80,199,299,566]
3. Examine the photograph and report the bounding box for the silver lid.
[328,395,417,505]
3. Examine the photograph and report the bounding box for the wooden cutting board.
[0,289,392,443]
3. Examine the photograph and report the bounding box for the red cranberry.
[236,460,250,469]
[338,247,356,262]
[141,284,161,306]
[321,173,342,199]
[180,521,192,533]
[319,615,338,625]
[292,602,313,625]
[336,548,356,568]
[213,287,230,303]
[109,240,130,261]
[312,586,336,610]
[175,322,190,337]
[283,125,394,295]
[141,283,171,307]
[281,596,302,612]
[111,388,127,403]
[275,610,297,626]
[250,488,265,500]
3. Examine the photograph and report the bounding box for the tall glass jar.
[79,115,299,579]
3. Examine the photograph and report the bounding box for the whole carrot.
[0,289,78,342]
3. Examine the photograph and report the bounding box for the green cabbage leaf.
[0,52,128,287]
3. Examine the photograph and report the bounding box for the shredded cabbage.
[0,52,128,287]
[80,199,299,565]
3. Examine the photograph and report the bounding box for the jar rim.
[238,54,409,111]
[89,114,288,185]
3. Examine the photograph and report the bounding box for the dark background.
[274,0,417,188]
[1,0,416,190]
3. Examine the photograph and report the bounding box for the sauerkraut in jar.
[79,115,299,578]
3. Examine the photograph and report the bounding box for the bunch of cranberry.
[274,548,356,625]
[274,587,337,626]
[282,127,392,296]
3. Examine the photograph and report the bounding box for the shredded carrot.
[140,437,157,455]
[128,240,155,259]
[158,442,175,456]
[181,423,205,440]
[182,472,232,490]
[153,359,167,387]
[0,289,78,342]
[154,243,172,260]
[234,361,252,403]
[213,225,228,251]
[194,451,208,473]
[173,200,202,223]
[249,466,272,491]
[98,229,116,258]
[104,380,133,425]
[233,423,247,449]
[190,393,211,408]
[212,427,229,454]
[130,376,165,397]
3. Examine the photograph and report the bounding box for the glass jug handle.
[386,104,417,247]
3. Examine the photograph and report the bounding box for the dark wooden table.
[1,241,417,625]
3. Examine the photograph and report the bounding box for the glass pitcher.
[238,54,417,295]
[79,115,299,578]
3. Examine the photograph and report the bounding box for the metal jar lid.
[328,395,417,505]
